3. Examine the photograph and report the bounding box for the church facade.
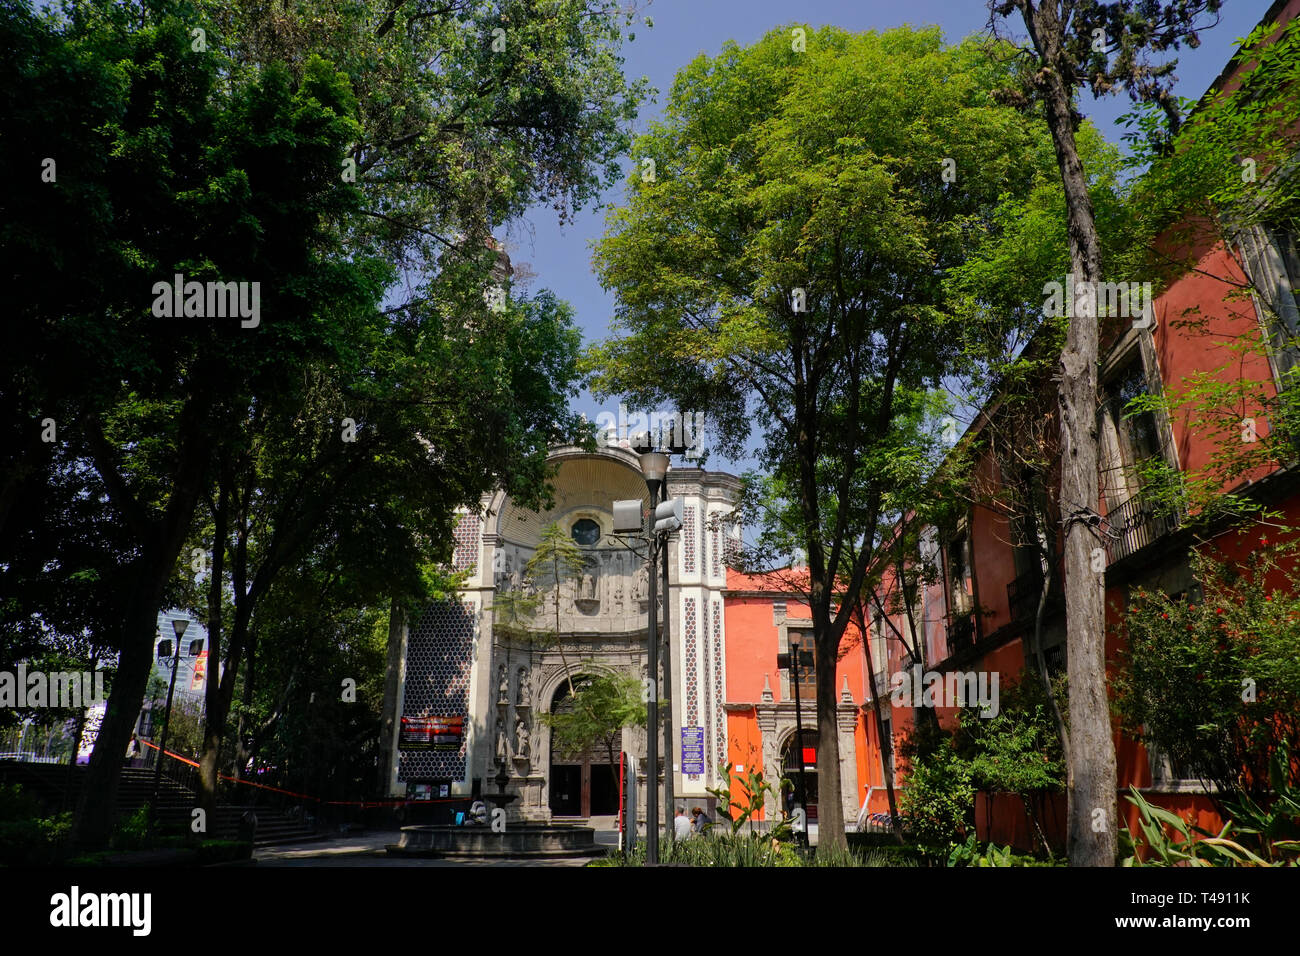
[381,442,871,827]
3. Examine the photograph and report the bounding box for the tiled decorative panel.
[698,507,705,575]
[702,601,712,783]
[682,506,696,573]
[724,533,741,569]
[398,600,474,780]
[452,513,480,571]
[711,515,721,578]
[700,509,708,577]
[712,600,725,774]
[684,596,699,781]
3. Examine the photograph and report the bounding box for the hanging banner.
[399,715,465,751]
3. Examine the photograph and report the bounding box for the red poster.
[190,650,208,691]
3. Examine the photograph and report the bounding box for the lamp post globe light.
[150,616,189,816]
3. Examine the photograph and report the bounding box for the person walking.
[690,806,711,834]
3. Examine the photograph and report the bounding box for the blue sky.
[505,0,1273,475]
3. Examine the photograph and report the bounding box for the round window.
[570,518,601,546]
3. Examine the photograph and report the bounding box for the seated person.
[466,800,488,825]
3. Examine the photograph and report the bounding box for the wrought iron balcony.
[946,612,976,655]
[1007,568,1062,624]
[1103,489,1185,565]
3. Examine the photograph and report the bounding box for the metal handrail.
[1103,489,1185,564]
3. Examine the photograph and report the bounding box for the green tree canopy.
[584,23,1066,845]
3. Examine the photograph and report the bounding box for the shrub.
[0,785,73,865]
[1115,545,1300,800]
[196,839,254,865]
[897,737,974,851]
[111,805,154,850]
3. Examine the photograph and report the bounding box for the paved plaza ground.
[253,815,622,867]
[252,815,821,866]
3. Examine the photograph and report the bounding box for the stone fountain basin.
[386,823,604,858]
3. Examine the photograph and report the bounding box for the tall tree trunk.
[234,629,257,785]
[200,475,229,820]
[1031,529,1070,760]
[812,630,845,848]
[75,595,166,847]
[63,689,90,813]
[199,603,249,820]
[74,386,214,848]
[811,600,846,849]
[1028,5,1117,865]
[855,602,904,844]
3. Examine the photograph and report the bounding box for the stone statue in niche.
[496,552,513,591]
[574,556,600,611]
[497,664,509,704]
[517,666,530,707]
[634,562,648,603]
[495,714,509,764]
[514,717,530,761]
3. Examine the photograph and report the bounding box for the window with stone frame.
[784,626,816,700]
[1240,215,1300,387]
[868,611,890,693]
[942,524,977,656]
[1097,347,1179,563]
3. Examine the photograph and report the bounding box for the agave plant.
[1121,787,1294,866]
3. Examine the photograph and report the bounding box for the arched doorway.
[547,677,619,817]
[781,729,819,821]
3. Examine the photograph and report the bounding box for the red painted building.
[858,0,1300,852]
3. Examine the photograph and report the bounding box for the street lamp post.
[782,634,812,846]
[638,447,668,864]
[151,617,189,816]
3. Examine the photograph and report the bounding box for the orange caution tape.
[139,738,459,806]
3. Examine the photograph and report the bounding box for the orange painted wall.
[722,569,873,821]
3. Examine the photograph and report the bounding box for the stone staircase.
[1,761,321,847]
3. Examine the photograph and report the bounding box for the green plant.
[599,833,809,867]
[897,737,975,852]
[1214,742,1300,865]
[705,755,792,842]
[110,804,154,851]
[811,843,870,867]
[0,785,74,865]
[955,672,1066,857]
[945,833,1059,867]
[1120,787,1295,867]
[540,672,646,789]
[196,839,253,865]
[1115,545,1300,800]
